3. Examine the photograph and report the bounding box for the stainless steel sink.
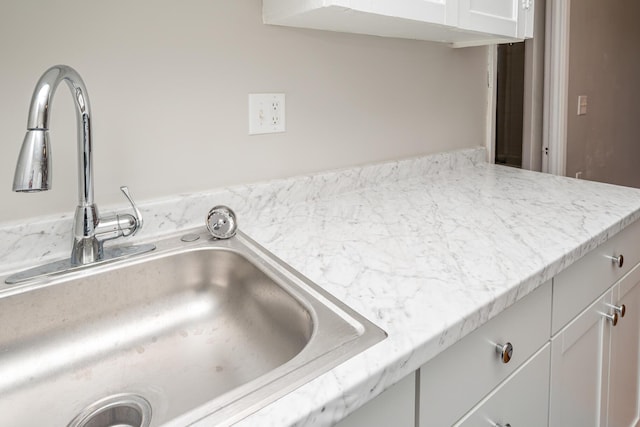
[0,230,386,427]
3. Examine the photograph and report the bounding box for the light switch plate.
[577,95,588,116]
[248,93,286,135]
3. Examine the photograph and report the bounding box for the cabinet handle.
[606,254,624,268]
[493,423,512,427]
[607,303,626,318]
[496,342,513,363]
[602,311,619,326]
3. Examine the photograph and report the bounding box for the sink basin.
[0,230,385,426]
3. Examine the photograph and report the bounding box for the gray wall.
[0,0,488,223]
[566,0,640,186]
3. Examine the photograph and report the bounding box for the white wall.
[566,0,640,187]
[0,0,488,223]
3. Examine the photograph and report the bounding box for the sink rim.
[0,228,387,426]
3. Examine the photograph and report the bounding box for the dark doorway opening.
[495,42,525,168]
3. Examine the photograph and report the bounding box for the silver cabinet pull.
[496,342,513,364]
[602,311,619,326]
[606,254,624,268]
[606,303,626,318]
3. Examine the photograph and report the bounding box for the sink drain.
[68,394,152,427]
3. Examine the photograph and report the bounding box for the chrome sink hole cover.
[67,394,152,427]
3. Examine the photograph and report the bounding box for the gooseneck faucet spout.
[14,65,92,199]
[12,65,147,268]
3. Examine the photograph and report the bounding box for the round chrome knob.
[496,342,513,364]
[603,311,619,327]
[607,254,624,268]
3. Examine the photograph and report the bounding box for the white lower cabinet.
[608,265,640,427]
[418,281,551,426]
[337,221,640,427]
[335,372,416,427]
[549,289,612,426]
[455,344,550,427]
[550,259,640,427]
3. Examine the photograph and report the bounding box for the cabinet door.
[518,0,534,39]
[454,344,550,427]
[457,0,520,38]
[608,264,640,427]
[335,372,415,427]
[549,289,613,427]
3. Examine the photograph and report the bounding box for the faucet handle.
[120,186,143,236]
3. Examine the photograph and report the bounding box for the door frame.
[485,45,498,165]
[522,0,546,171]
[542,0,570,175]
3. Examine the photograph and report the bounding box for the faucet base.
[4,243,156,285]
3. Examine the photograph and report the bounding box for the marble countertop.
[3,148,640,426]
[220,152,640,426]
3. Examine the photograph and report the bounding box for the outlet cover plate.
[249,93,286,135]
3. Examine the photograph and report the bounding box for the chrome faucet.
[8,65,154,283]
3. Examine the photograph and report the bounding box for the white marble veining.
[3,146,640,426]
[221,162,640,427]
[0,147,485,276]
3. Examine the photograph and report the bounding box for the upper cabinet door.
[457,0,522,38]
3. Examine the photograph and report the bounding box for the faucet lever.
[119,186,143,236]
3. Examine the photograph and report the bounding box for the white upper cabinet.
[262,0,534,47]
[263,0,449,40]
[457,0,533,39]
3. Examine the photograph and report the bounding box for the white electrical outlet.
[248,93,286,135]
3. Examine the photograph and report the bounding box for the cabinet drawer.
[418,281,551,427]
[454,344,551,427]
[552,218,640,334]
